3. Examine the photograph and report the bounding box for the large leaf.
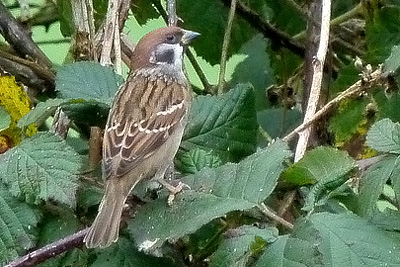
[37,209,87,267]
[0,132,84,207]
[366,118,400,154]
[131,0,161,25]
[177,0,256,65]
[55,62,123,103]
[175,148,223,174]
[91,237,174,267]
[282,147,357,186]
[256,212,400,266]
[209,226,278,267]
[358,155,399,217]
[383,45,400,75]
[181,84,258,162]
[230,35,274,110]
[129,140,290,250]
[0,186,40,266]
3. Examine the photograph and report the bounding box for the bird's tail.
[84,181,128,248]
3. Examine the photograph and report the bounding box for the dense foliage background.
[1,0,400,266]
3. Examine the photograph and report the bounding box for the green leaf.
[175,148,223,174]
[91,237,174,267]
[0,186,40,266]
[62,101,110,127]
[17,98,67,131]
[177,0,256,65]
[366,5,400,64]
[366,118,400,154]
[255,219,324,267]
[181,84,258,162]
[129,141,290,250]
[328,98,368,145]
[0,132,84,207]
[56,62,123,103]
[57,0,74,37]
[282,147,357,186]
[209,226,278,267]
[358,155,399,217]
[0,106,11,131]
[383,45,400,74]
[257,108,302,139]
[131,0,161,25]
[37,209,86,267]
[257,212,400,267]
[230,35,275,110]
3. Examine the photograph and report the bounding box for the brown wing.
[102,73,188,179]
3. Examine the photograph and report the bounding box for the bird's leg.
[155,164,190,205]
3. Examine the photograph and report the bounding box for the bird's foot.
[155,178,191,205]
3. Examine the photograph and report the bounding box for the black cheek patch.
[156,49,175,64]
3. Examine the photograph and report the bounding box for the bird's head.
[131,27,200,77]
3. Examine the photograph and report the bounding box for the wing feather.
[102,73,188,179]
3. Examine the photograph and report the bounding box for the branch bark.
[294,0,331,162]
[5,229,88,267]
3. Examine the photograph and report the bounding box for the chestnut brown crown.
[130,27,200,73]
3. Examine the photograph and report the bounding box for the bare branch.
[5,229,88,267]
[258,203,294,230]
[217,0,237,94]
[167,0,178,26]
[294,0,331,162]
[0,2,52,68]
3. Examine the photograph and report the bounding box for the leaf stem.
[217,0,237,94]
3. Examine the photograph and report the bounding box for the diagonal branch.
[221,0,305,57]
[5,229,88,267]
[0,2,52,68]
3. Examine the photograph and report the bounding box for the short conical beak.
[181,30,200,45]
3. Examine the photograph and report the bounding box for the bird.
[84,27,200,248]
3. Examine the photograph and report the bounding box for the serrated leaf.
[366,118,400,154]
[129,141,290,250]
[18,98,67,131]
[0,185,40,266]
[177,0,255,65]
[57,0,74,36]
[230,35,274,110]
[282,147,357,186]
[358,155,399,217]
[56,62,123,103]
[257,212,400,267]
[91,237,174,267]
[383,45,400,74]
[0,132,84,207]
[181,84,258,162]
[175,148,223,174]
[0,106,11,131]
[209,226,278,267]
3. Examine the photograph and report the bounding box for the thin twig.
[222,0,305,57]
[294,0,331,162]
[167,0,178,27]
[283,67,382,143]
[5,229,88,267]
[258,203,294,230]
[294,3,362,40]
[218,0,237,94]
[100,0,119,66]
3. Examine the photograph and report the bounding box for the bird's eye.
[165,34,177,43]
